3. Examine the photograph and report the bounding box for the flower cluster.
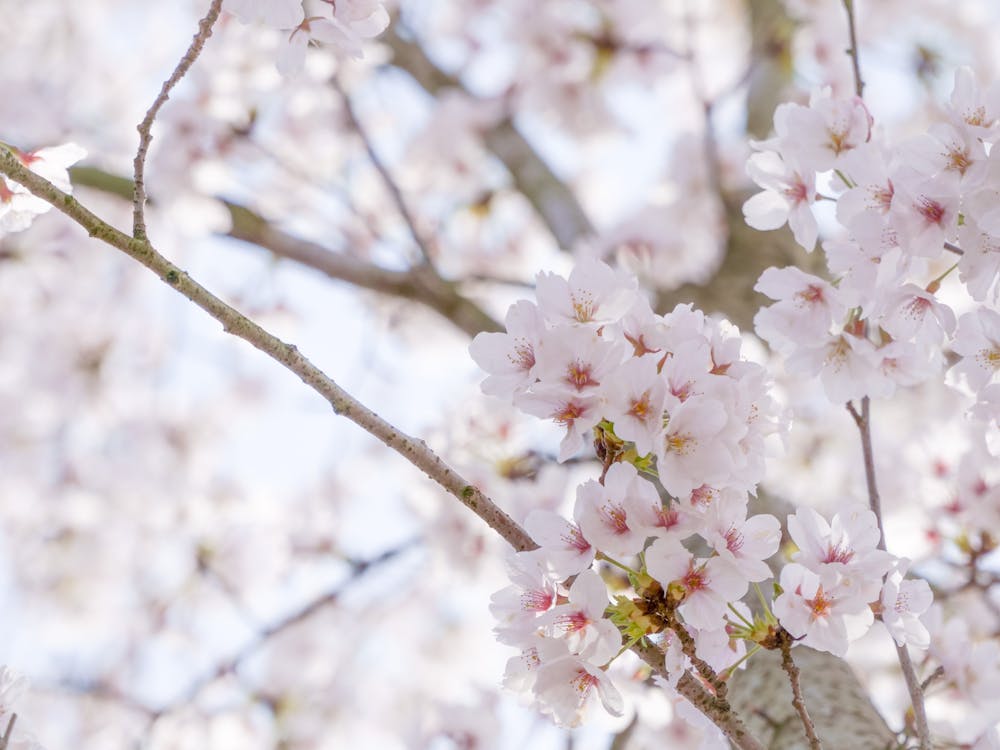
[745,75,1000,419]
[473,259,938,729]
[470,258,783,495]
[774,506,931,656]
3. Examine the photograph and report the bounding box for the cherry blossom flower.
[490,549,560,645]
[952,309,1000,391]
[776,91,872,172]
[787,506,892,603]
[516,385,603,461]
[655,396,734,498]
[957,221,1000,303]
[753,267,846,355]
[875,283,956,347]
[773,563,871,657]
[524,510,595,579]
[836,142,896,223]
[946,66,1000,142]
[785,332,893,403]
[879,560,932,649]
[603,354,666,457]
[890,168,960,259]
[743,151,818,252]
[533,326,622,396]
[574,463,648,557]
[535,258,638,327]
[702,493,780,583]
[537,570,620,663]
[470,300,545,399]
[533,654,624,727]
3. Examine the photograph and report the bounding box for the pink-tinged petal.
[645,537,692,585]
[743,190,789,231]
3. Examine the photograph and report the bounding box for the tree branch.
[132,0,223,241]
[847,398,932,750]
[841,0,865,97]
[778,636,822,750]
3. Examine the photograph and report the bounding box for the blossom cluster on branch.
[471,257,937,733]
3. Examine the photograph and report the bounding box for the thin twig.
[334,75,436,266]
[847,397,932,750]
[843,27,935,730]
[0,714,16,750]
[778,637,822,750]
[841,0,864,97]
[132,0,223,241]
[920,666,945,692]
[0,148,765,750]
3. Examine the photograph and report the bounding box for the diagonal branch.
[7,148,528,552]
[132,0,223,241]
[6,148,764,750]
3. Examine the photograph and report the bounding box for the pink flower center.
[557,610,592,633]
[783,178,809,205]
[725,524,745,554]
[944,145,972,175]
[682,565,707,593]
[571,669,598,697]
[823,543,854,565]
[521,589,555,612]
[628,390,652,420]
[826,125,851,155]
[903,296,931,320]
[689,485,717,509]
[916,196,946,226]
[795,284,826,306]
[553,401,586,427]
[565,360,598,390]
[868,179,893,212]
[625,332,660,357]
[571,291,598,323]
[511,340,535,372]
[600,502,629,535]
[665,432,694,456]
[964,106,988,127]
[561,524,592,553]
[805,586,833,620]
